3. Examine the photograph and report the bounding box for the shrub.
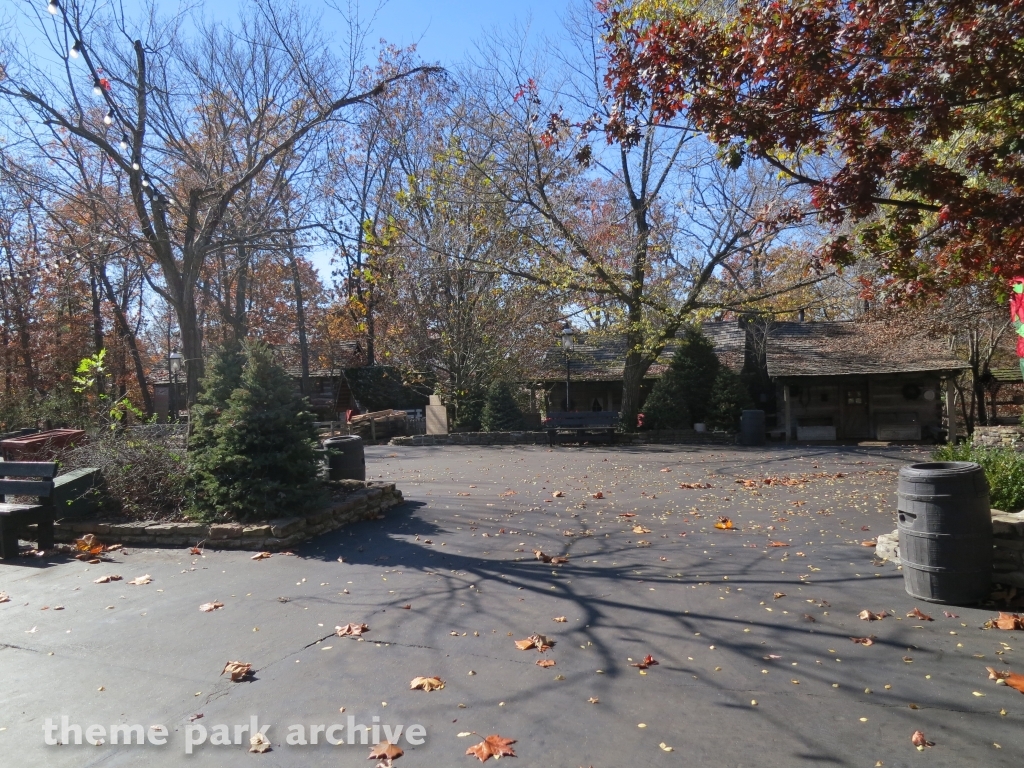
[932,441,1024,512]
[58,430,188,520]
[671,327,720,424]
[641,371,691,429]
[708,367,753,431]
[188,340,245,457]
[480,381,524,431]
[188,340,323,522]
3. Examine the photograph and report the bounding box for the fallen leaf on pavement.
[553,616,567,622]
[591,492,604,499]
[410,676,445,692]
[714,516,734,530]
[0,592,9,603]
[336,623,369,637]
[466,734,516,762]
[943,611,959,619]
[199,602,224,613]
[850,636,876,646]
[189,543,204,555]
[629,654,659,670]
[988,667,1024,693]
[250,552,272,560]
[249,732,271,753]
[859,610,889,621]
[860,540,877,547]
[93,575,122,584]
[907,607,934,621]
[985,612,1024,630]
[911,730,934,749]
[126,575,152,586]
[536,659,555,668]
[369,741,404,760]
[515,634,554,652]
[221,661,252,682]
[773,592,785,600]
[768,541,790,547]
[588,696,599,703]
[617,512,636,517]
[678,482,712,489]
[632,525,652,534]
[551,491,564,498]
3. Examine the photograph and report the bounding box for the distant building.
[151,341,367,422]
[531,319,967,441]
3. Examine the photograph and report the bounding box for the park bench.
[544,412,619,445]
[0,461,58,559]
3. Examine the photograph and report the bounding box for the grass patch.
[932,441,1024,512]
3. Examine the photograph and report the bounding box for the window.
[846,390,863,405]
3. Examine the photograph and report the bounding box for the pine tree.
[480,381,524,432]
[708,367,753,431]
[673,327,720,424]
[188,340,245,457]
[641,370,691,429]
[188,341,322,521]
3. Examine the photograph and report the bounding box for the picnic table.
[0,461,58,558]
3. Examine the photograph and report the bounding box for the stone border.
[391,429,735,447]
[973,425,1024,451]
[874,509,1024,588]
[51,480,404,552]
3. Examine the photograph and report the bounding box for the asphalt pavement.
[0,442,1021,767]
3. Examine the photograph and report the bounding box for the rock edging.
[52,480,404,551]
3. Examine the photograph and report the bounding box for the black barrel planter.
[323,435,366,482]
[897,461,992,604]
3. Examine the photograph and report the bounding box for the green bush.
[480,381,524,431]
[932,441,1024,512]
[708,367,753,431]
[641,371,692,429]
[188,340,323,522]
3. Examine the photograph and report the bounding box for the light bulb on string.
[103,109,113,125]
[120,134,129,149]
[141,175,150,187]
[69,40,81,58]
[47,1,59,15]
[132,162,140,170]
[93,79,102,96]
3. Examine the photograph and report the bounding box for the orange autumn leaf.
[221,661,252,681]
[714,517,734,530]
[515,634,554,652]
[858,609,889,621]
[678,482,712,489]
[369,740,404,760]
[850,636,875,646]
[466,734,516,762]
[911,730,933,748]
[629,654,659,670]
[985,612,1024,630]
[536,659,555,668]
[409,676,445,692]
[768,541,790,547]
[336,623,369,637]
[907,607,934,621]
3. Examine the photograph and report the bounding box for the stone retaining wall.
[390,430,735,447]
[52,480,404,552]
[972,425,1024,451]
[875,510,1024,589]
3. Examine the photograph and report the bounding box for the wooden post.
[784,383,792,443]
[946,377,957,444]
[371,418,377,443]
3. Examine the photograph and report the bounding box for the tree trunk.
[99,265,154,416]
[620,344,650,431]
[289,250,310,394]
[973,373,989,427]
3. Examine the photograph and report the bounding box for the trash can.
[897,461,992,604]
[739,410,766,446]
[323,435,365,482]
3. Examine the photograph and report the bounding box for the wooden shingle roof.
[531,322,747,382]
[765,321,966,378]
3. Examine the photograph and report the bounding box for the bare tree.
[0,0,439,402]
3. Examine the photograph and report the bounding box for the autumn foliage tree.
[603,0,1024,296]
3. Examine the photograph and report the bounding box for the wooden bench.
[544,412,619,445]
[0,461,58,559]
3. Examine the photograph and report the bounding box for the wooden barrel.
[323,435,365,481]
[897,461,992,604]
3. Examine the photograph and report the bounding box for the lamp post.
[168,350,182,422]
[561,323,574,412]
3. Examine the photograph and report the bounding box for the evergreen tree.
[708,367,753,431]
[188,340,245,457]
[673,327,720,424]
[480,381,524,431]
[640,370,691,429]
[188,341,322,521]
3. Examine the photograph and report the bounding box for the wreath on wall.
[902,383,922,401]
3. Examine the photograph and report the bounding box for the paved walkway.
[0,444,1020,767]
